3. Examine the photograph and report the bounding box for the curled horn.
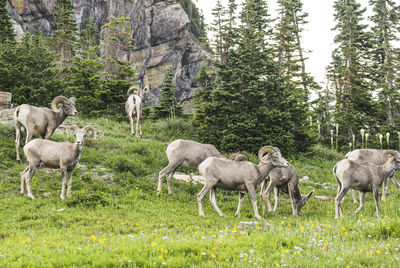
[83,125,96,139]
[67,125,79,137]
[228,153,248,162]
[51,96,69,112]
[127,85,140,96]
[383,149,400,159]
[258,146,277,164]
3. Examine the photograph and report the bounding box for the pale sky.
[196,0,373,87]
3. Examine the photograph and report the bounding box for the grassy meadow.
[1,118,400,267]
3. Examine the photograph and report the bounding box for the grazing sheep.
[156,139,247,196]
[333,150,400,218]
[125,85,149,138]
[197,146,289,219]
[20,125,95,200]
[14,96,78,162]
[259,164,314,217]
[346,149,400,202]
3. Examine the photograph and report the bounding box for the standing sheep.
[125,85,149,138]
[197,146,289,219]
[14,96,78,162]
[20,125,95,200]
[333,150,400,218]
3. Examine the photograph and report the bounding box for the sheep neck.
[380,158,395,184]
[257,162,278,186]
[54,109,68,126]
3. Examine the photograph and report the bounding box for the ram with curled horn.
[345,149,400,203]
[125,84,149,138]
[14,96,78,162]
[156,139,250,196]
[333,149,400,218]
[20,125,95,200]
[197,145,289,219]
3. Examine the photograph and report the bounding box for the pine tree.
[53,0,78,66]
[0,33,64,106]
[0,0,15,43]
[369,0,400,126]
[152,67,183,119]
[273,0,312,150]
[328,0,376,143]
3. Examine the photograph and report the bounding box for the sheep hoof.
[28,194,35,200]
[235,213,240,218]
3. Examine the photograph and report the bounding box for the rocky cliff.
[6,0,208,106]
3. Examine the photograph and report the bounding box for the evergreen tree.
[0,33,64,106]
[152,67,183,119]
[328,0,376,143]
[53,0,78,66]
[0,0,15,43]
[369,0,400,126]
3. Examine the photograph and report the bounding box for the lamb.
[333,150,400,218]
[156,139,247,196]
[259,164,314,217]
[346,149,400,202]
[14,96,78,162]
[197,146,289,219]
[20,125,95,200]
[125,85,149,138]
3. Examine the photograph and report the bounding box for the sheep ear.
[69,97,76,104]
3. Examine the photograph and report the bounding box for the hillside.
[6,0,208,105]
[1,118,400,266]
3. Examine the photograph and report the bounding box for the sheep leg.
[335,187,349,219]
[272,187,279,213]
[20,166,29,194]
[156,162,181,196]
[128,113,135,136]
[235,192,245,218]
[352,191,365,215]
[197,183,214,217]
[15,126,22,162]
[166,172,174,195]
[288,182,298,216]
[137,107,142,138]
[66,170,73,198]
[381,178,389,201]
[246,184,262,220]
[264,180,278,213]
[209,187,225,217]
[390,176,400,190]
[372,186,380,218]
[351,189,359,204]
[60,169,67,200]
[259,179,267,214]
[25,166,36,200]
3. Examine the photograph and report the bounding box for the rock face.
[6,0,209,106]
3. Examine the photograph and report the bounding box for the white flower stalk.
[352,134,355,149]
[349,142,352,151]
[378,133,383,149]
[365,133,369,149]
[330,130,334,149]
[335,124,339,150]
[386,132,390,149]
[360,129,365,149]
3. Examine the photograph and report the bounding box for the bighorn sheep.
[20,125,95,200]
[197,146,289,219]
[156,139,247,196]
[346,149,400,202]
[14,96,78,162]
[333,150,400,218]
[125,85,149,138]
[259,164,314,217]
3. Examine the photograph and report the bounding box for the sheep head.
[296,190,314,215]
[51,96,78,115]
[258,146,289,167]
[68,125,96,147]
[384,150,400,171]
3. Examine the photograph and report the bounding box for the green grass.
[1,119,400,267]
